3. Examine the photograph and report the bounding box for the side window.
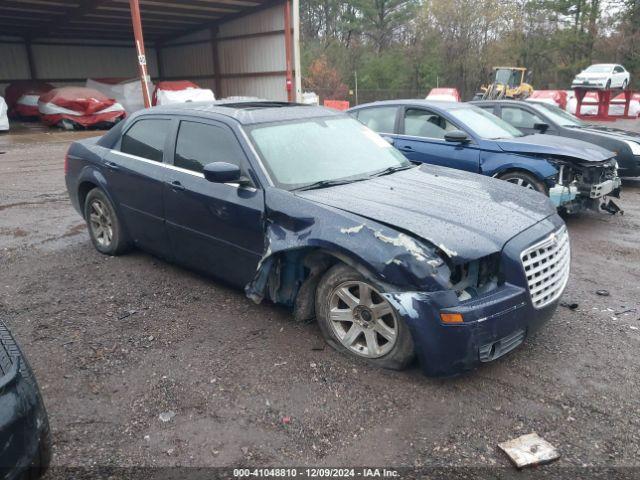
[356,107,397,133]
[501,107,543,129]
[404,109,456,139]
[614,66,623,73]
[121,119,171,162]
[174,121,246,173]
[477,105,495,114]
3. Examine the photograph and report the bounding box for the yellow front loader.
[475,67,534,100]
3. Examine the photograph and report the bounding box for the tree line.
[300,0,640,102]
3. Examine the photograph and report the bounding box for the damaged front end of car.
[547,157,622,214]
[243,187,560,377]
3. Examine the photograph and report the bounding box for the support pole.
[283,0,293,102]
[210,26,223,99]
[25,40,38,79]
[129,0,152,108]
[292,0,301,102]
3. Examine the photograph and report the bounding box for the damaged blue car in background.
[349,100,622,214]
[64,102,570,376]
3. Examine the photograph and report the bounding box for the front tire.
[499,171,547,195]
[605,79,611,90]
[315,264,414,370]
[84,188,130,255]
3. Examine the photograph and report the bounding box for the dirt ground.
[1,120,640,476]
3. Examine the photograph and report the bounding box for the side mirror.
[444,130,469,143]
[203,162,242,183]
[533,122,549,133]
[382,135,395,146]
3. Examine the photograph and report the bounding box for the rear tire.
[315,264,415,370]
[84,188,130,255]
[499,171,547,195]
[622,79,628,90]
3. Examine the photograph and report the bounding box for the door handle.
[399,145,414,151]
[104,161,120,171]
[168,180,185,191]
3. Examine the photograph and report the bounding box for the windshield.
[495,69,520,87]
[246,117,411,190]
[529,102,586,127]
[448,107,525,139]
[585,65,612,73]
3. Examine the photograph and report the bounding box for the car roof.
[352,99,472,110]
[139,101,342,125]
[586,63,616,68]
[470,99,532,106]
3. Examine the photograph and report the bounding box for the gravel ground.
[1,123,640,477]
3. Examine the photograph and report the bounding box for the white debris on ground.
[498,432,560,468]
[158,411,176,423]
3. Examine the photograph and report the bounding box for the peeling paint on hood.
[340,225,364,234]
[296,164,556,263]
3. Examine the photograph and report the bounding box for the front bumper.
[619,155,640,178]
[571,79,608,89]
[385,214,566,377]
[387,284,558,376]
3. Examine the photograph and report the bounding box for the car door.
[498,105,546,136]
[102,116,172,258]
[393,107,481,172]
[163,118,265,287]
[613,65,626,88]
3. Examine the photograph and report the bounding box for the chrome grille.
[520,226,570,309]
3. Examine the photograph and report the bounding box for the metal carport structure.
[0,0,301,107]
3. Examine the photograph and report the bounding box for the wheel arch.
[493,166,546,181]
[76,166,121,220]
[249,246,388,323]
[77,180,99,218]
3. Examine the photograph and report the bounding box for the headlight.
[624,140,640,155]
[450,254,500,301]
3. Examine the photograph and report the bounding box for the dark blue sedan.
[65,101,569,376]
[348,100,621,214]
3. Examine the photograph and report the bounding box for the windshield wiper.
[369,164,415,178]
[293,177,367,192]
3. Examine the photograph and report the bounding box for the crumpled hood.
[296,164,556,263]
[495,134,615,162]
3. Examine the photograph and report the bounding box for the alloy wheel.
[506,177,536,190]
[89,199,113,247]
[328,281,398,358]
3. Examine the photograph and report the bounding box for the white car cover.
[155,87,215,105]
[0,96,9,131]
[86,78,151,114]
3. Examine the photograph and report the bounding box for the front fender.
[480,151,558,180]
[245,189,452,305]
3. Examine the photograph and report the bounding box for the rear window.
[354,107,397,134]
[121,118,171,162]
